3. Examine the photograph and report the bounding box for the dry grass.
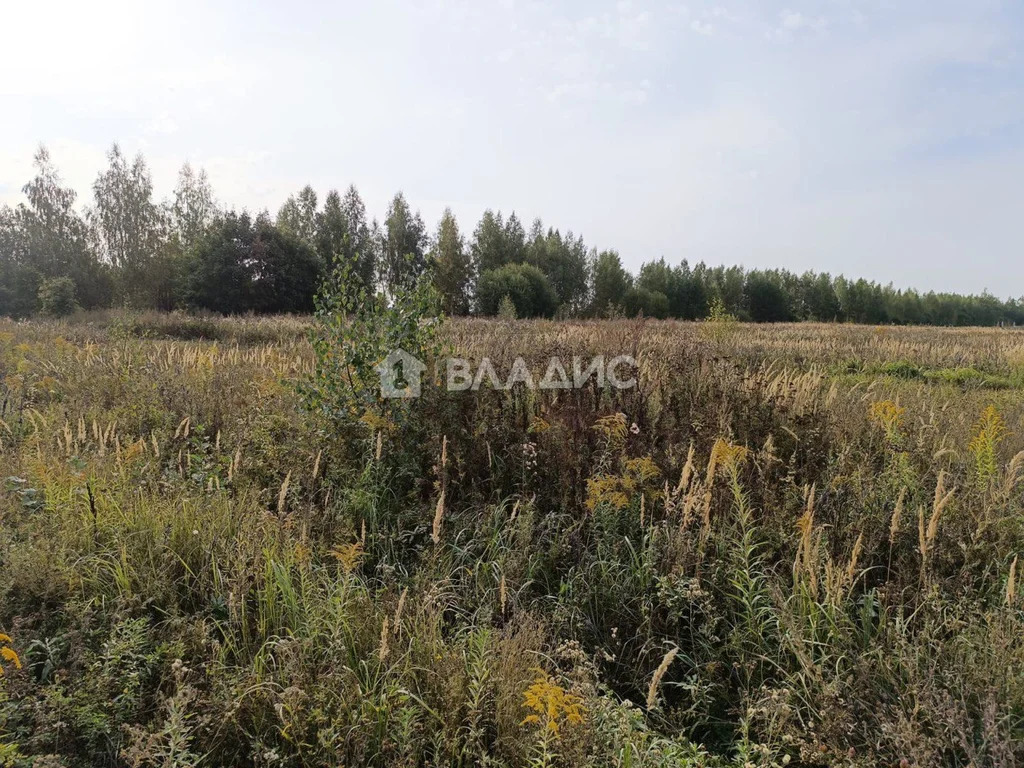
[0,311,1023,767]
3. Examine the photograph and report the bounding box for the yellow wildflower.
[968,405,1007,484]
[330,541,364,575]
[0,634,20,676]
[709,438,749,477]
[869,400,905,441]
[521,670,585,737]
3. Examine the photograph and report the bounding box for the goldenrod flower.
[521,671,585,737]
[330,541,365,575]
[0,634,20,676]
[709,438,749,477]
[869,400,905,441]
[969,405,1007,484]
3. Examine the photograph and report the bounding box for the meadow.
[1,312,1023,767]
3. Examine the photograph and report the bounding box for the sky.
[2,0,1024,297]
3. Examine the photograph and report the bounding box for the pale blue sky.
[2,0,1023,296]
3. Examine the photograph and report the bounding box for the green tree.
[636,258,680,314]
[15,147,111,311]
[470,210,525,276]
[504,212,526,264]
[0,205,39,317]
[497,294,517,320]
[624,287,669,318]
[341,185,377,290]
[710,265,747,318]
[476,263,558,318]
[302,256,442,461]
[277,185,319,245]
[797,271,841,321]
[148,162,220,310]
[170,162,217,253]
[837,277,886,324]
[525,225,590,313]
[37,276,79,317]
[184,213,321,314]
[676,260,709,319]
[745,270,792,322]
[430,208,472,315]
[183,213,254,313]
[91,144,165,304]
[315,190,347,268]
[248,217,322,313]
[591,249,632,315]
[314,186,377,293]
[381,192,428,293]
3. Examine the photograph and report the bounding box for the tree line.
[2,144,1022,326]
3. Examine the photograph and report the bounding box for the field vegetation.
[1,311,1023,767]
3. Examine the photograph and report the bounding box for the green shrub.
[877,360,922,379]
[477,263,559,318]
[924,366,1013,389]
[302,256,442,434]
[624,287,670,319]
[37,276,79,317]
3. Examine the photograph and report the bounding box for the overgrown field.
[2,313,1024,767]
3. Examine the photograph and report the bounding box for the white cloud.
[772,8,827,38]
[145,113,179,137]
[690,19,714,35]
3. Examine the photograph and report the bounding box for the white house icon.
[375,349,427,398]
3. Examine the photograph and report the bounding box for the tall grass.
[0,312,1023,766]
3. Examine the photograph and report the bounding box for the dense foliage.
[477,263,560,318]
[1,311,1024,766]
[183,213,321,315]
[2,143,1023,327]
[36,277,78,318]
